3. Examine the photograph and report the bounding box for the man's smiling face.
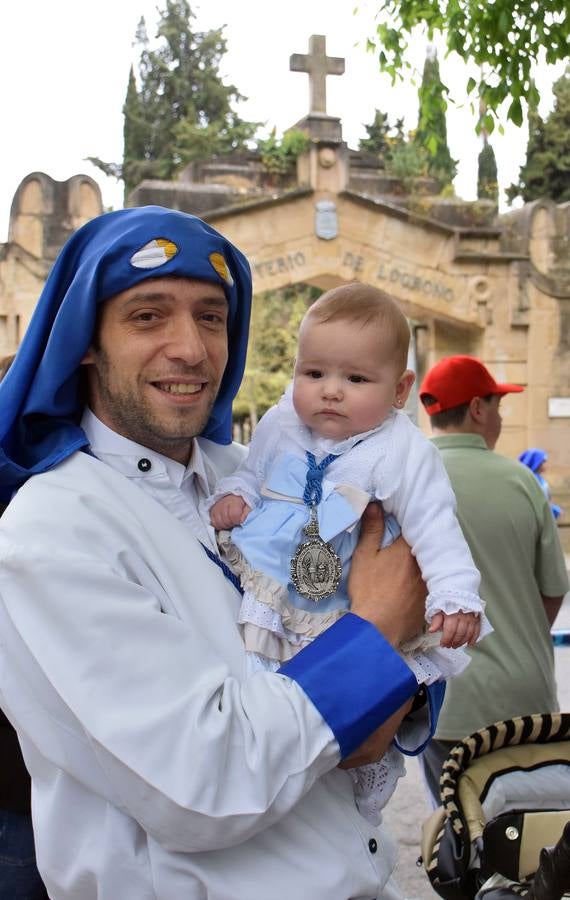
[82,276,229,464]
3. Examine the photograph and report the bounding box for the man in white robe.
[0,206,442,899]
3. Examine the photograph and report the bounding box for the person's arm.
[0,470,423,852]
[338,698,413,769]
[542,594,564,627]
[347,502,444,761]
[380,429,485,624]
[335,509,446,763]
[348,503,427,643]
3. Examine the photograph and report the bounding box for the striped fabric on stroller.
[420,713,570,899]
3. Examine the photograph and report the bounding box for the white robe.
[0,443,409,900]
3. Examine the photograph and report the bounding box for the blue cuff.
[394,681,446,756]
[279,613,417,757]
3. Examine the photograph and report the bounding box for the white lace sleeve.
[206,405,282,511]
[377,419,484,623]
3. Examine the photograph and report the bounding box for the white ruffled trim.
[239,593,288,638]
[426,590,493,643]
[222,537,346,638]
[402,645,472,684]
[350,745,406,825]
[426,588,484,619]
[241,622,309,662]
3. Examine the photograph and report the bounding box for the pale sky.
[1,1,565,242]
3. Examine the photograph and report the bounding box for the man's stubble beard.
[87,349,219,460]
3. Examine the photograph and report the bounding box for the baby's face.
[292,317,413,441]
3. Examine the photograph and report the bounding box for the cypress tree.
[122,65,152,196]
[415,47,456,185]
[508,69,570,204]
[477,141,498,202]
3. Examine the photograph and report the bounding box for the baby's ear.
[394,369,415,408]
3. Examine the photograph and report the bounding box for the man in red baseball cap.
[417,355,568,805]
[419,355,523,448]
[420,356,524,428]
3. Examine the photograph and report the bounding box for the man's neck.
[431,424,467,438]
[83,407,196,467]
[431,425,491,449]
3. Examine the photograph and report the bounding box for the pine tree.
[359,109,408,171]
[477,141,498,203]
[359,110,392,157]
[90,1,259,197]
[414,47,456,185]
[508,69,570,204]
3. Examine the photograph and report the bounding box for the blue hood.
[0,206,252,500]
[518,448,547,473]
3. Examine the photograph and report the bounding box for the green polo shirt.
[431,433,569,740]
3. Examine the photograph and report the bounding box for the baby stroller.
[420,712,570,898]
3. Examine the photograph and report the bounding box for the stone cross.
[290,35,345,116]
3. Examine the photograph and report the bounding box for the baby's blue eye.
[348,375,367,383]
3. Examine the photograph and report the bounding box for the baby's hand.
[428,610,481,649]
[210,495,252,530]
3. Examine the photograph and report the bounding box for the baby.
[209,282,489,821]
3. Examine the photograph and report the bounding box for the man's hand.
[349,503,427,647]
[339,698,413,769]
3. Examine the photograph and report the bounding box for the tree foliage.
[367,0,568,133]
[359,109,433,185]
[359,109,407,162]
[257,128,311,176]
[415,49,456,183]
[389,142,429,181]
[91,0,259,196]
[507,68,570,204]
[233,285,319,428]
[359,109,393,158]
[477,142,498,203]
[360,56,456,188]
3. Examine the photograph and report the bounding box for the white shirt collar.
[80,408,209,493]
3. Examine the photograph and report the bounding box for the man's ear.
[468,395,485,423]
[394,369,415,407]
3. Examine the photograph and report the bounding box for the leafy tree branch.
[366,0,567,132]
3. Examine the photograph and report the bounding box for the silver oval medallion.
[290,506,342,602]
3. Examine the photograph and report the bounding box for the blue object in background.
[518,448,563,519]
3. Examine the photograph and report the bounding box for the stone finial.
[8,173,102,261]
[290,35,345,116]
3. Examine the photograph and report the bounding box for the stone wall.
[0,173,102,356]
